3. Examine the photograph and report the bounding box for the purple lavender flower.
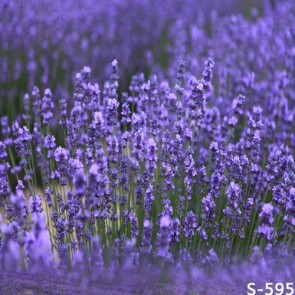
[141,219,153,255]
[259,203,274,224]
[44,135,56,150]
[202,57,214,91]
[228,94,246,128]
[107,98,119,127]
[145,138,158,175]
[184,149,197,200]
[30,195,43,214]
[59,98,67,123]
[0,142,7,160]
[88,111,105,141]
[129,211,139,238]
[226,182,242,209]
[45,187,53,207]
[157,215,172,261]
[257,203,275,241]
[170,218,180,243]
[10,188,27,222]
[144,185,155,218]
[182,211,197,239]
[1,116,11,138]
[14,126,32,159]
[54,147,69,163]
[189,80,206,120]
[44,134,56,158]
[177,59,186,82]
[201,193,216,222]
[121,102,131,125]
[73,169,87,196]
[41,88,54,125]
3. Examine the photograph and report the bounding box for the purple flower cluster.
[0,0,295,274]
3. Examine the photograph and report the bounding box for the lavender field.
[0,0,295,294]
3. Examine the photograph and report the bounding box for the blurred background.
[0,0,276,121]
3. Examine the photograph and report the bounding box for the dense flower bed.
[0,0,294,290]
